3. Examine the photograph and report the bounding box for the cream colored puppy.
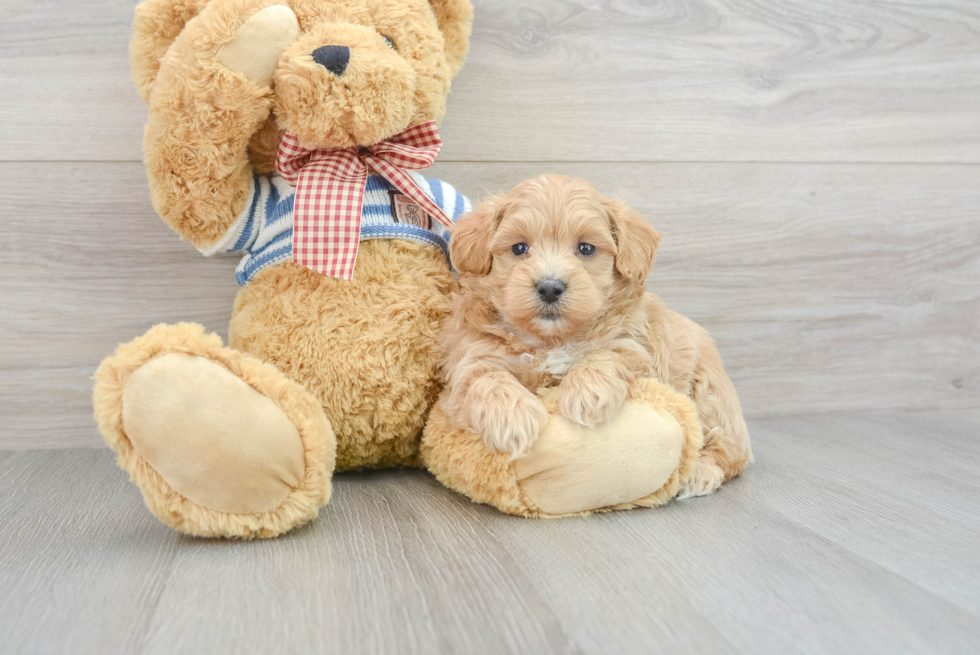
[440,174,753,497]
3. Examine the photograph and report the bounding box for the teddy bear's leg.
[421,379,704,517]
[93,323,336,539]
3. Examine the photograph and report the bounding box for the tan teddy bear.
[95,0,474,538]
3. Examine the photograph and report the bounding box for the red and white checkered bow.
[275,120,453,281]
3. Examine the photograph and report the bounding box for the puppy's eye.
[511,242,529,256]
[578,243,596,257]
[380,34,397,50]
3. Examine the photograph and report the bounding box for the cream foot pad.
[94,323,336,539]
[420,379,704,517]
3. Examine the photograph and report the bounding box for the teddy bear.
[94,0,706,539]
[95,0,475,538]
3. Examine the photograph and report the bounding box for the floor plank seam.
[127,533,181,655]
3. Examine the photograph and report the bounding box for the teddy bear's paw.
[216,4,300,87]
[94,323,335,539]
[467,375,549,459]
[121,353,307,515]
[557,365,629,429]
[676,459,726,500]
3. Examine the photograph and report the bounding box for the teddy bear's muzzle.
[273,23,418,150]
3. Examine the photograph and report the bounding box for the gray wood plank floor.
[2,410,979,654]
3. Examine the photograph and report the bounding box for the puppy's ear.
[451,195,503,276]
[605,197,661,283]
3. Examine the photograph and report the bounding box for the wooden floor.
[2,409,979,654]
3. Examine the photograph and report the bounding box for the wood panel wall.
[1,0,978,447]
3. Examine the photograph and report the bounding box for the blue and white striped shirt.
[201,172,472,285]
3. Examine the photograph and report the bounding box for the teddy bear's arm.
[411,175,473,257]
[142,4,299,251]
[196,173,292,255]
[416,176,473,224]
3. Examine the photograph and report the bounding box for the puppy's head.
[451,174,661,340]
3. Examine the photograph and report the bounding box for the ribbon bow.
[275,120,453,281]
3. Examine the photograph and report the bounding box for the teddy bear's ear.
[131,0,212,102]
[428,0,473,77]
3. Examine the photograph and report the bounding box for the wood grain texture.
[748,411,980,614]
[2,409,979,654]
[1,0,979,162]
[1,161,977,448]
[0,449,182,654]
[443,0,980,163]
[0,0,145,162]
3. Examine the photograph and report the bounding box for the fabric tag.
[390,191,432,229]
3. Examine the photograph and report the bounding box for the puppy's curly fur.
[441,174,753,497]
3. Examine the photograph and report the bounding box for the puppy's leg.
[443,354,549,458]
[442,332,550,457]
[466,372,549,457]
[680,338,753,499]
[558,350,633,428]
[677,428,735,499]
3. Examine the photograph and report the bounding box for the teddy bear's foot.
[421,379,705,517]
[93,323,336,539]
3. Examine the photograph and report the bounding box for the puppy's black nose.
[312,45,350,76]
[536,278,566,305]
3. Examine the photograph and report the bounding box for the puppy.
[440,174,753,497]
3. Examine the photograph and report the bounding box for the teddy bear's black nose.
[312,45,350,76]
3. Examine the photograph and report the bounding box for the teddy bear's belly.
[228,239,456,471]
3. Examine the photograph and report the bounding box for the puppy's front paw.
[558,365,629,428]
[468,375,549,458]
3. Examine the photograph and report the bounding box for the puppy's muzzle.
[536,277,566,305]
